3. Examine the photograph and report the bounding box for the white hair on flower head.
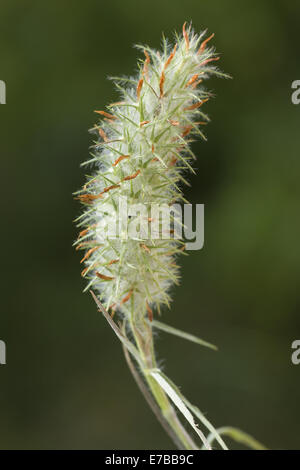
[74,23,224,323]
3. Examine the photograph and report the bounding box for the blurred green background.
[1,0,300,450]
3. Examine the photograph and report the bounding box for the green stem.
[129,318,198,450]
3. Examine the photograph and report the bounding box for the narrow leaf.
[150,319,217,351]
[150,369,211,450]
[90,290,143,368]
[204,426,267,450]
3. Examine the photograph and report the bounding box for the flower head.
[74,23,223,322]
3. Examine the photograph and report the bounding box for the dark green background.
[1,0,299,449]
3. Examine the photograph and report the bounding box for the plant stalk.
[128,318,198,450]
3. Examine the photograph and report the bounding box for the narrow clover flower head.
[74,23,224,323]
